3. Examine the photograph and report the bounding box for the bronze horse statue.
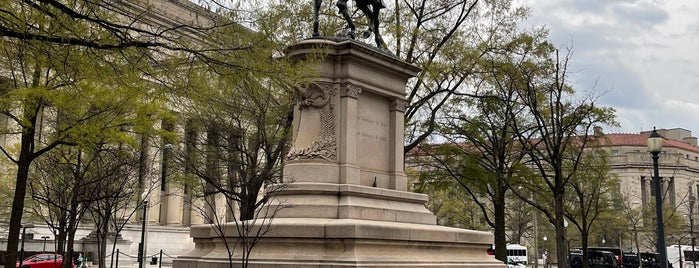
[312,0,385,48]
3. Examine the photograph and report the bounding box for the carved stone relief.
[389,98,406,112]
[340,83,362,99]
[287,82,337,161]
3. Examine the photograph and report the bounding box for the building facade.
[599,127,699,251]
[0,0,228,266]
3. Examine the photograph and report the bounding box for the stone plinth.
[173,39,503,267]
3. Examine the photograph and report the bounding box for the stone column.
[389,98,407,191]
[338,83,361,185]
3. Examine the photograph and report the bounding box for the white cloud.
[520,0,699,134]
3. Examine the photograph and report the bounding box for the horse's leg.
[372,5,382,48]
[357,4,374,39]
[313,0,322,36]
[336,0,356,39]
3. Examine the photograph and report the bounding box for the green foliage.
[563,145,622,253]
[413,176,489,230]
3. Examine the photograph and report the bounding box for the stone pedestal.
[173,39,503,267]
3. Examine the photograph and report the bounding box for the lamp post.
[543,236,548,268]
[19,223,35,268]
[690,192,696,268]
[648,127,667,268]
[139,200,148,268]
[41,236,50,252]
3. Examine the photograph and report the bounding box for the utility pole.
[138,201,148,268]
[690,190,696,268]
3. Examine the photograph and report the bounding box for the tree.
[411,173,489,230]
[170,33,299,221]
[512,46,617,267]
[0,2,282,268]
[563,145,620,268]
[169,73,296,266]
[82,143,145,268]
[505,191,534,245]
[386,0,482,153]
[28,142,143,268]
[429,26,561,261]
[0,37,161,268]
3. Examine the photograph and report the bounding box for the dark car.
[639,252,669,268]
[570,250,619,268]
[16,254,74,268]
[622,252,640,268]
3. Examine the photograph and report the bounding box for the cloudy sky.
[517,0,699,135]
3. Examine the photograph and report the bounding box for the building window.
[612,150,619,156]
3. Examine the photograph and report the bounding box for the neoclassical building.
[600,127,699,208]
[597,127,699,251]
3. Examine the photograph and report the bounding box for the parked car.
[569,250,619,268]
[639,252,670,268]
[622,252,640,268]
[16,254,73,268]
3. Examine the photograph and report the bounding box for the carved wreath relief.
[287,82,338,161]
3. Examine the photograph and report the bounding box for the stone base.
[266,182,437,225]
[174,218,503,267]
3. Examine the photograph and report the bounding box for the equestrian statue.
[312,0,386,48]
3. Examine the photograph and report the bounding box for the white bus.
[507,244,529,265]
[667,245,699,268]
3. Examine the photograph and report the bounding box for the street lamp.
[138,200,148,268]
[648,127,667,268]
[41,236,50,252]
[543,236,548,268]
[19,223,35,268]
[689,192,696,268]
[602,238,606,246]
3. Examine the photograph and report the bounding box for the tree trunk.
[582,236,590,268]
[3,125,36,268]
[56,216,68,255]
[97,214,111,268]
[494,190,508,262]
[63,203,80,268]
[4,159,30,268]
[555,184,568,268]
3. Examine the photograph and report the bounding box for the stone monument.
[173,38,503,267]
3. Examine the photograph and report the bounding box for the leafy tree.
[0,2,284,268]
[0,39,161,268]
[641,193,691,252]
[563,145,620,268]
[429,26,560,261]
[511,46,617,267]
[28,141,143,268]
[619,197,646,253]
[82,144,145,268]
[505,191,534,245]
[170,36,300,222]
[412,174,489,230]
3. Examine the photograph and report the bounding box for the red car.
[16,254,74,268]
